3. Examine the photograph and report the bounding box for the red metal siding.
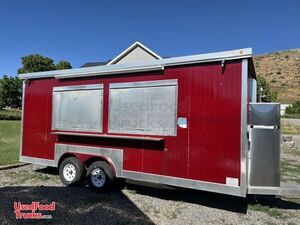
[22,60,242,185]
[22,79,53,159]
[187,62,241,183]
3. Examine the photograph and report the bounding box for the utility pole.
[259,86,263,102]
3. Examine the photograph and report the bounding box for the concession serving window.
[108,79,178,136]
[52,84,103,132]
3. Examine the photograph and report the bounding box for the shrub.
[0,110,21,120]
[256,75,277,102]
[282,113,300,119]
[271,78,277,83]
[285,101,300,114]
[0,75,22,109]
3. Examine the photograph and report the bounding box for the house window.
[108,79,178,136]
[52,84,103,132]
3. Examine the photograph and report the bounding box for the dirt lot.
[0,155,300,225]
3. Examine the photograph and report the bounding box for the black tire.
[59,157,84,186]
[87,161,114,192]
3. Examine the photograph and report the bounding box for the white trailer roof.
[18,48,252,80]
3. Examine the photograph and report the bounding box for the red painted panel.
[187,61,241,184]
[22,79,52,158]
[22,61,242,185]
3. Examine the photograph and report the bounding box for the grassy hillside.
[253,49,300,103]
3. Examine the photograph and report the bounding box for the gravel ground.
[282,118,300,127]
[291,135,300,148]
[282,118,300,148]
[0,162,299,225]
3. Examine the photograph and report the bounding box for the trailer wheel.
[59,157,84,186]
[87,161,113,192]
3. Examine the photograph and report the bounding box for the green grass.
[0,110,21,120]
[0,120,21,166]
[282,113,300,119]
[281,160,300,183]
[248,204,286,219]
[8,172,50,185]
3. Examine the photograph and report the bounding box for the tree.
[0,54,72,109]
[285,101,300,114]
[18,55,56,74]
[256,75,277,102]
[0,75,22,108]
[18,54,72,74]
[56,60,72,70]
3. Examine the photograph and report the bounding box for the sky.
[0,0,299,77]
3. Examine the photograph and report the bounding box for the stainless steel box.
[249,128,280,187]
[249,103,280,126]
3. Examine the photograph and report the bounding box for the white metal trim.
[20,156,56,167]
[251,125,277,129]
[249,78,257,102]
[55,65,164,79]
[53,84,103,92]
[249,102,281,105]
[279,183,300,195]
[121,170,243,197]
[107,41,162,65]
[248,186,280,195]
[240,59,248,196]
[109,79,177,89]
[19,81,26,161]
[18,48,252,80]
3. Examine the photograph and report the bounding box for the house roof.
[80,61,110,68]
[81,42,162,67]
[107,41,162,65]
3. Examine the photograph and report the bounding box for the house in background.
[81,41,162,68]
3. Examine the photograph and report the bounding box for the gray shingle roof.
[80,61,110,68]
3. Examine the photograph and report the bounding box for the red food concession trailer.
[19,44,300,197]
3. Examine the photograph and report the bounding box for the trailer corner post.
[19,80,26,162]
[240,59,248,197]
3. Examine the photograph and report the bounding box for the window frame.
[51,84,104,133]
[108,79,178,136]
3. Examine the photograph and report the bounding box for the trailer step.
[248,183,300,195]
[279,183,300,196]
